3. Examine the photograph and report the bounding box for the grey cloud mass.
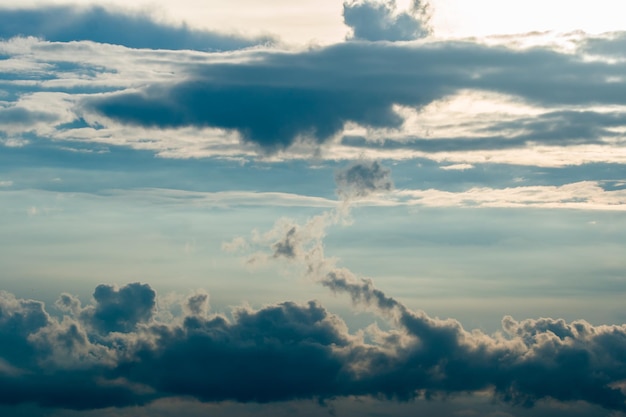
[0,6,272,51]
[343,0,429,41]
[86,40,626,151]
[1,282,626,412]
[84,283,156,333]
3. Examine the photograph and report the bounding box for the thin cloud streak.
[394,181,626,210]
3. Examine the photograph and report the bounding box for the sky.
[1,0,626,416]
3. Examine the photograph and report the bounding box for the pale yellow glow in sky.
[431,0,626,38]
[2,0,625,43]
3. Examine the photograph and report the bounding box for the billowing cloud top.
[343,0,429,41]
[2,278,626,412]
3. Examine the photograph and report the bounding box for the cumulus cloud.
[82,283,156,333]
[0,291,49,369]
[343,0,429,41]
[1,280,626,412]
[0,6,272,51]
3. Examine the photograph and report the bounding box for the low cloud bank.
[1,281,626,412]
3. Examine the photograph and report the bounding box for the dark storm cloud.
[87,38,626,151]
[0,6,272,51]
[343,0,428,41]
[1,281,626,413]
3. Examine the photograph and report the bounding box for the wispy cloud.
[394,181,626,210]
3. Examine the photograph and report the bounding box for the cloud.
[0,291,49,369]
[343,0,429,41]
[1,279,626,413]
[82,283,156,333]
[581,32,626,58]
[0,106,58,126]
[224,162,626,412]
[85,38,626,153]
[0,6,272,51]
[272,226,299,258]
[343,109,626,153]
[0,284,352,409]
[335,160,393,199]
[182,290,211,317]
[0,290,144,410]
[100,189,337,209]
[395,181,626,210]
[0,159,625,410]
[122,300,351,404]
[3,26,626,162]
